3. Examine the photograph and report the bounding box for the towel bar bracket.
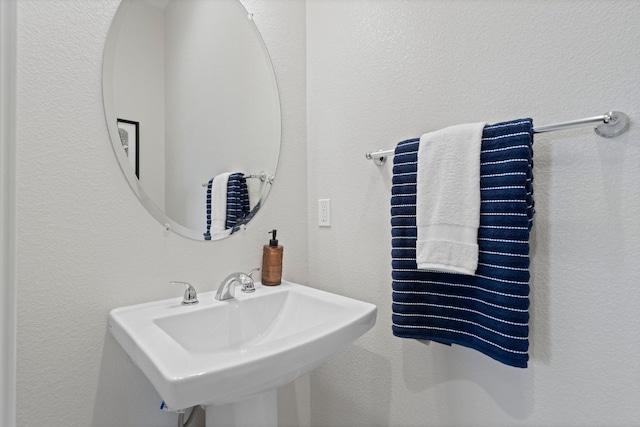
[595,111,629,138]
[365,150,389,165]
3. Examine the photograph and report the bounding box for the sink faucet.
[215,268,260,301]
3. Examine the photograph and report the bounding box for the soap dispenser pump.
[262,229,283,286]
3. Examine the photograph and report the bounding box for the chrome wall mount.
[366,111,630,165]
[366,149,394,166]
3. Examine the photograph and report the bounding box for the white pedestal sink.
[108,280,377,426]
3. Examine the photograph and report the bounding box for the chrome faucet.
[215,268,260,301]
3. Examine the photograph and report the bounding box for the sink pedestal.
[205,390,277,427]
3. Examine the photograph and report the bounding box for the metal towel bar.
[365,111,630,165]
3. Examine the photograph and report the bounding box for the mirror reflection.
[103,0,281,240]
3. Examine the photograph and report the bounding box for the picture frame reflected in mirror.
[117,118,139,178]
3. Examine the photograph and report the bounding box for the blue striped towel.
[204,177,215,240]
[226,173,250,230]
[204,173,251,240]
[391,118,534,368]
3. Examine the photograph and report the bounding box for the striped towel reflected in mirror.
[225,173,250,230]
[204,172,251,241]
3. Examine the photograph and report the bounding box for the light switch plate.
[318,199,331,227]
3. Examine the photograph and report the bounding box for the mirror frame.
[102,0,281,240]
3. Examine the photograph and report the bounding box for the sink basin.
[108,280,377,416]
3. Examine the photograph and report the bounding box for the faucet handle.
[241,268,260,293]
[171,281,199,305]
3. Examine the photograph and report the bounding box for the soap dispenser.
[262,229,283,286]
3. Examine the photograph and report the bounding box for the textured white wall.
[1,1,17,425]
[307,1,640,426]
[15,0,306,426]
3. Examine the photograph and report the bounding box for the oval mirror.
[102,0,281,241]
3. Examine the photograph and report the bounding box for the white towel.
[416,122,487,275]
[210,172,231,234]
